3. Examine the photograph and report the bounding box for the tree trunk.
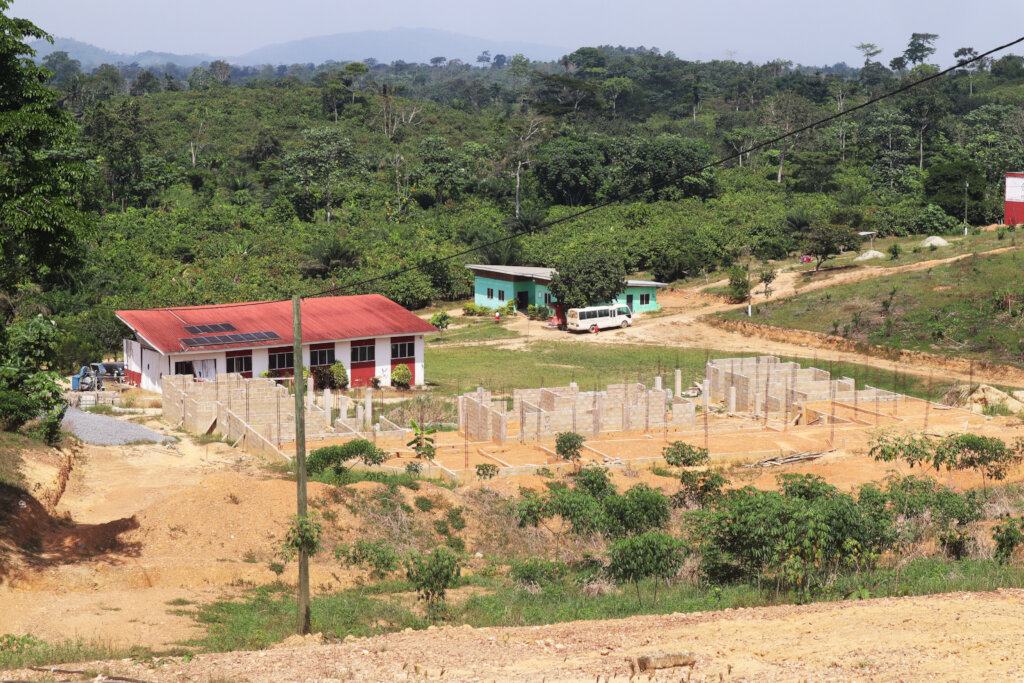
[919,128,925,170]
[514,161,522,219]
[776,144,786,184]
[325,186,332,223]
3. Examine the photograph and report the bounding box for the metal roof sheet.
[466,265,668,289]
[116,294,437,355]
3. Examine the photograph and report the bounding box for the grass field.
[719,249,1024,368]
[424,341,938,399]
[427,319,521,345]
[176,557,1024,653]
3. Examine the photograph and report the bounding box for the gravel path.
[62,407,176,446]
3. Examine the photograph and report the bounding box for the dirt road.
[8,588,1023,681]
[475,245,1024,389]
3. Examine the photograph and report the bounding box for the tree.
[41,50,79,84]
[82,99,150,210]
[405,546,462,616]
[555,431,585,462]
[0,316,67,442]
[429,56,446,67]
[548,243,627,309]
[625,134,716,201]
[476,50,491,65]
[854,42,883,65]
[903,32,939,66]
[129,69,161,95]
[284,128,362,222]
[954,47,984,95]
[208,59,232,84]
[607,532,686,605]
[726,266,752,303]
[799,223,861,271]
[662,441,709,467]
[0,0,88,297]
[407,419,437,460]
[533,137,606,206]
[599,76,636,111]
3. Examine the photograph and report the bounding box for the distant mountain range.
[29,28,568,69]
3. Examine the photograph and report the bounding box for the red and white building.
[1006,172,1024,226]
[117,294,437,393]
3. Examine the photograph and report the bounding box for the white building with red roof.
[117,294,437,393]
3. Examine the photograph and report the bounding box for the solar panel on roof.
[183,322,237,335]
[179,330,281,348]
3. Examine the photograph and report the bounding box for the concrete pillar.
[323,387,331,412]
[338,394,348,419]
[702,380,710,408]
[364,387,373,428]
[728,386,737,413]
[674,369,682,399]
[654,376,662,391]
[355,404,364,428]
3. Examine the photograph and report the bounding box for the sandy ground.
[6,588,1024,682]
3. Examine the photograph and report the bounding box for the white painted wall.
[334,340,351,379]
[251,347,269,376]
[414,335,425,387]
[140,347,164,392]
[374,337,392,386]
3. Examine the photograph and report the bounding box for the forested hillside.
[12,28,1024,369]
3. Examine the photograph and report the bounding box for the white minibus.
[565,304,632,332]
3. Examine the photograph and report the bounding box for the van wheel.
[589,325,598,333]
[620,320,629,329]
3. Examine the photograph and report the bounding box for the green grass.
[428,320,520,345]
[180,557,1024,652]
[719,249,1024,372]
[0,633,158,669]
[425,341,936,399]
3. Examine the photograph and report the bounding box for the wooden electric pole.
[292,295,311,635]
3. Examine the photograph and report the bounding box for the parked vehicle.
[565,304,632,333]
[71,366,102,391]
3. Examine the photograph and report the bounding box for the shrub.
[993,518,1024,563]
[602,484,671,537]
[526,305,552,320]
[445,535,465,552]
[307,439,387,475]
[405,546,462,612]
[413,495,435,512]
[555,431,585,462]
[888,243,902,260]
[433,519,450,535]
[330,362,349,389]
[607,532,687,605]
[726,266,752,303]
[276,513,322,563]
[510,558,567,587]
[571,466,616,498]
[429,311,451,330]
[446,507,467,531]
[391,363,413,389]
[675,469,728,508]
[335,539,400,578]
[475,463,498,480]
[405,462,423,476]
[0,391,40,432]
[662,441,709,467]
[462,303,492,316]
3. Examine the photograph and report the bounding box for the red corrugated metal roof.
[116,295,437,355]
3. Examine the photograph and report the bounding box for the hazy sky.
[12,0,1024,65]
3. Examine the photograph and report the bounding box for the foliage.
[675,469,728,509]
[799,223,861,270]
[555,431,586,462]
[510,558,568,588]
[475,463,498,480]
[548,244,627,310]
[329,362,349,390]
[335,539,400,578]
[571,466,616,498]
[993,518,1024,563]
[725,267,752,303]
[0,316,67,442]
[662,441,710,467]
[413,496,435,512]
[407,419,437,460]
[870,432,1023,485]
[391,363,413,388]
[276,513,323,563]
[429,311,451,330]
[607,532,687,605]
[307,439,387,475]
[405,546,463,611]
[602,484,671,537]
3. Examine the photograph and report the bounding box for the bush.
[391,364,413,389]
[726,266,752,303]
[446,507,467,531]
[675,469,728,508]
[555,431,585,462]
[405,546,462,611]
[413,496,435,512]
[994,518,1024,563]
[607,531,686,605]
[0,391,38,432]
[462,302,492,316]
[475,463,498,480]
[307,439,387,475]
[571,466,616,498]
[510,558,567,587]
[662,441,709,467]
[330,362,349,389]
[429,311,451,330]
[335,539,400,578]
[526,305,552,320]
[405,462,423,476]
[888,243,902,260]
[602,484,671,537]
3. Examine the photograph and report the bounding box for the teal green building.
[466,265,667,313]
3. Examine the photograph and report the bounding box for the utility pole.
[292,295,310,635]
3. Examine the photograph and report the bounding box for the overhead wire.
[49,34,1024,315]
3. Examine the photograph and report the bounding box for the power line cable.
[49,34,1024,315]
